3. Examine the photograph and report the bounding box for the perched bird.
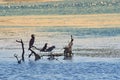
[46,46,55,52]
[28,34,35,50]
[40,43,48,51]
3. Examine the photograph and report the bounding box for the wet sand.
[0,14,120,28]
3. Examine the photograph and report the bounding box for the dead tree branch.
[16,39,25,62]
[29,48,41,61]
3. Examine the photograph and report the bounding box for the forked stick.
[14,39,25,64]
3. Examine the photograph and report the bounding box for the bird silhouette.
[40,43,48,51]
[28,34,35,50]
[46,46,55,52]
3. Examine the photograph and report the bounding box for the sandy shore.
[0,14,120,28]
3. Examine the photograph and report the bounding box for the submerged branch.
[29,48,41,61]
[15,39,25,63]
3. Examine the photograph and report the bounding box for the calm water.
[0,0,120,80]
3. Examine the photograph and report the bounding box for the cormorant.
[28,34,35,50]
[40,43,48,51]
[46,46,55,52]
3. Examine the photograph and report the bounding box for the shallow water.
[1,57,120,80]
[1,26,120,58]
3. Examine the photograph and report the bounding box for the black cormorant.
[40,43,48,51]
[46,46,55,52]
[28,34,35,50]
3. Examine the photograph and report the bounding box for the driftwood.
[14,35,74,63]
[41,53,63,57]
[15,38,40,62]
[14,54,21,64]
[29,48,41,61]
[14,39,25,64]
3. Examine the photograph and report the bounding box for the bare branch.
[29,48,41,61]
[16,40,21,43]
[15,39,25,62]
